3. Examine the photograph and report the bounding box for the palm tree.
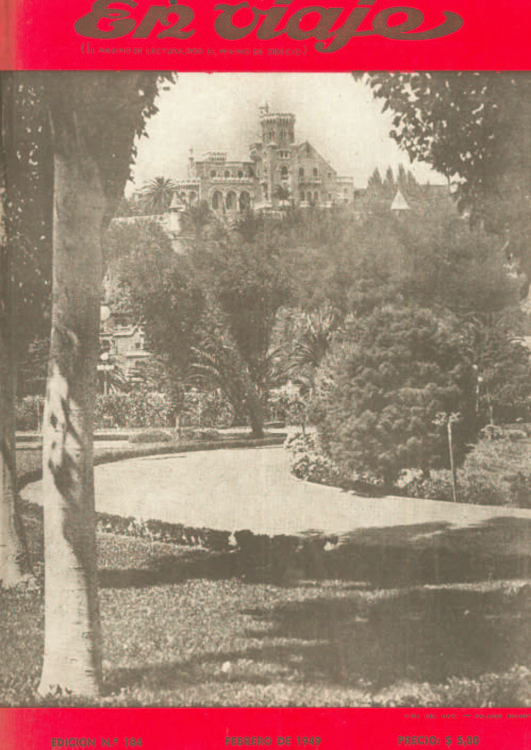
[283,305,342,429]
[190,338,264,436]
[141,176,177,214]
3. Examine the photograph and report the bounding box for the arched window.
[225,191,236,210]
[210,170,217,178]
[299,167,304,178]
[313,167,319,177]
[239,191,251,212]
[238,170,243,178]
[280,165,288,180]
[212,191,222,210]
[306,191,312,203]
[224,170,230,178]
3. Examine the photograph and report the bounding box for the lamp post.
[434,411,460,503]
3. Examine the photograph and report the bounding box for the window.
[238,170,243,178]
[300,189,305,201]
[299,167,304,178]
[210,170,217,178]
[224,170,230,178]
[280,165,288,179]
[313,167,319,177]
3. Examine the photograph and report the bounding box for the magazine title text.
[74,0,464,53]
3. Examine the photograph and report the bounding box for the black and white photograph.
[1,71,530,707]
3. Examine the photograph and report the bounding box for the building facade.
[173,104,354,214]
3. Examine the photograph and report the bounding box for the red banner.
[2,707,531,750]
[3,0,531,70]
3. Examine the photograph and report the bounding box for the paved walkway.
[21,446,531,538]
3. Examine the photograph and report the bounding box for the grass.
[4,438,531,707]
[2,475,531,706]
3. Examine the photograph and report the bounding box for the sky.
[129,73,442,193]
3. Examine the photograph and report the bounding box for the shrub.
[406,429,531,507]
[128,429,173,444]
[313,306,484,485]
[267,390,306,426]
[183,389,235,429]
[192,428,221,441]
[94,391,174,429]
[285,431,349,487]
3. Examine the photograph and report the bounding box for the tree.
[314,305,483,484]
[37,71,173,698]
[106,218,271,436]
[282,304,341,403]
[0,73,54,404]
[365,72,531,280]
[367,167,383,192]
[0,72,32,586]
[106,220,205,427]
[191,220,293,410]
[273,184,290,208]
[141,176,178,214]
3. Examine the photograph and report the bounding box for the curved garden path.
[21,445,531,539]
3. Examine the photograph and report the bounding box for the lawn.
[2,458,531,706]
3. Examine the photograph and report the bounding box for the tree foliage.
[190,218,293,393]
[140,176,178,214]
[314,305,481,483]
[314,303,531,484]
[106,220,205,404]
[365,72,531,275]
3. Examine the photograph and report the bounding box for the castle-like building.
[172,104,354,213]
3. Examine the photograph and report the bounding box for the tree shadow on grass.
[104,583,531,697]
[99,516,531,590]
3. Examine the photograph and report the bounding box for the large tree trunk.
[240,365,264,438]
[0,72,32,587]
[37,106,105,697]
[224,335,264,438]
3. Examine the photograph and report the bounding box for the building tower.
[259,103,296,146]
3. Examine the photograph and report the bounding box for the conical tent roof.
[391,188,410,211]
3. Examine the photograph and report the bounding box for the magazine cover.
[1,0,531,747]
